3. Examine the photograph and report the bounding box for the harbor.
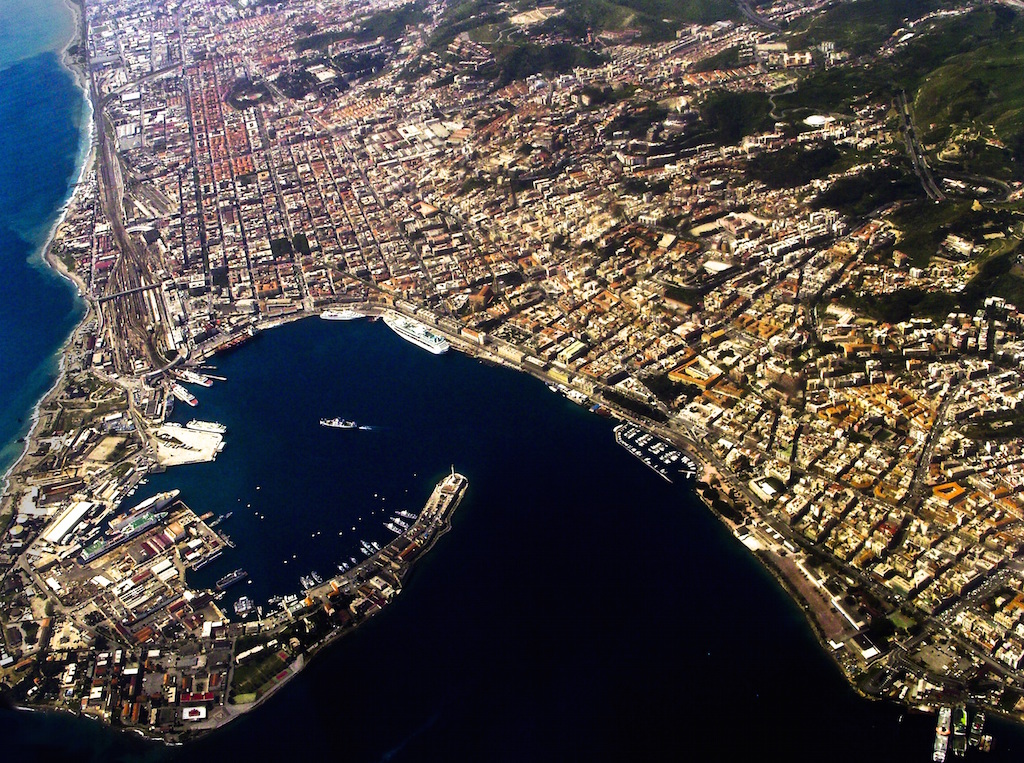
[5,317,1024,760]
[614,422,698,482]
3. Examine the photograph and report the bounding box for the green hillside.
[912,10,1024,180]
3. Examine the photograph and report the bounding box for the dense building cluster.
[5,0,1024,740]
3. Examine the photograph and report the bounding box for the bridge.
[97,282,161,304]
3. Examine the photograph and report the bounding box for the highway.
[897,90,946,201]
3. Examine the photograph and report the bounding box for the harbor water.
[5,317,1023,762]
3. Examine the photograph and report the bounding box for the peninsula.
[5,0,1024,749]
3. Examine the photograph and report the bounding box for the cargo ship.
[186,419,226,434]
[321,308,364,321]
[382,313,449,355]
[216,325,259,355]
[216,568,248,590]
[108,490,180,534]
[321,418,357,429]
[934,706,952,762]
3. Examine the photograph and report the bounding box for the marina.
[613,422,698,482]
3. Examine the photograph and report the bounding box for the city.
[3,0,1024,749]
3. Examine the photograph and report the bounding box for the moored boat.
[216,568,248,590]
[382,313,449,354]
[321,308,364,321]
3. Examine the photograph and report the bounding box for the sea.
[0,0,89,481]
[3,4,1024,763]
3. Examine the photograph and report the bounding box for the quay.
[207,470,469,734]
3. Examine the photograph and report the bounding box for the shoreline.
[0,0,97,501]
[2,305,1018,747]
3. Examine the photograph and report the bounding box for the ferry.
[186,419,226,434]
[321,417,357,429]
[108,490,179,534]
[396,510,417,520]
[384,521,403,534]
[170,383,198,407]
[216,568,248,590]
[382,313,449,355]
[934,706,952,762]
[176,369,213,387]
[321,308,364,321]
[391,516,410,530]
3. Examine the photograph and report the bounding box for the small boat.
[320,418,357,429]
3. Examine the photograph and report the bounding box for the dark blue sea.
[0,0,88,479]
[5,317,1024,762]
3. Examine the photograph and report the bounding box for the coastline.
[0,4,1014,749]
[0,0,96,501]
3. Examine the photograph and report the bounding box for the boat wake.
[378,710,442,762]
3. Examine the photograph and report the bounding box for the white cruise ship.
[321,308,364,321]
[382,313,449,355]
